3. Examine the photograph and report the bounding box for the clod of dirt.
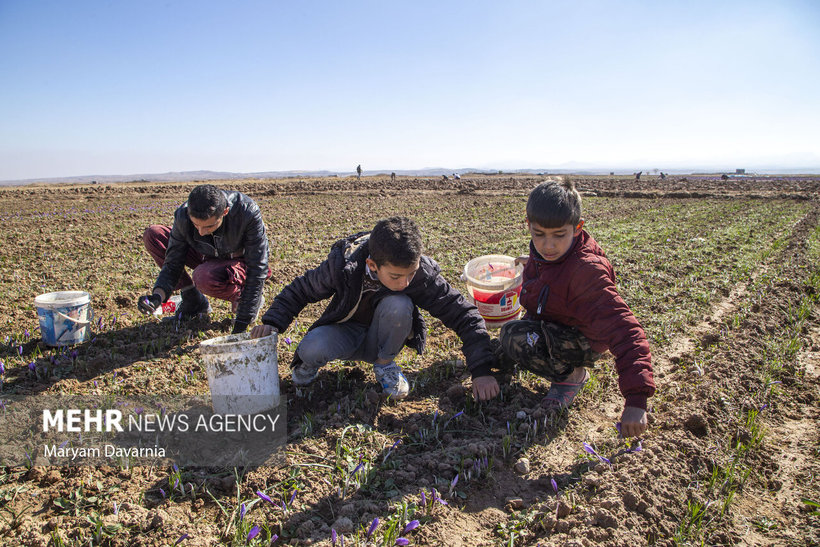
[514,457,530,474]
[331,516,354,533]
[683,413,710,436]
[556,499,572,518]
[445,383,466,402]
[505,497,524,510]
[592,508,619,529]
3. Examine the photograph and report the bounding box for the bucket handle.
[55,310,91,327]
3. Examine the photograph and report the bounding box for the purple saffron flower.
[0,360,5,375]
[173,463,179,473]
[404,520,420,533]
[288,489,297,506]
[17,346,23,356]
[59,440,69,448]
[70,350,78,360]
[24,329,30,338]
[247,525,260,541]
[551,478,558,494]
[420,490,427,507]
[256,490,273,504]
[582,442,611,465]
[615,422,622,435]
[174,534,190,545]
[270,534,279,544]
[395,539,410,546]
[28,362,36,372]
[113,501,118,515]
[331,529,337,546]
[159,487,166,499]
[284,337,292,345]
[451,474,459,488]
[367,517,379,538]
[240,503,246,521]
[352,461,364,476]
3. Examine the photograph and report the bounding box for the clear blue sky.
[1,0,818,180]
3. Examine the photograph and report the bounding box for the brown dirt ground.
[0,174,818,546]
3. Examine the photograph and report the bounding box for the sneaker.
[541,369,590,411]
[291,356,321,386]
[373,362,410,399]
[177,288,211,320]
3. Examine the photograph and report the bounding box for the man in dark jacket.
[251,216,498,400]
[137,184,270,334]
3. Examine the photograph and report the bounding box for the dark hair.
[526,178,582,228]
[187,185,228,220]
[369,217,423,267]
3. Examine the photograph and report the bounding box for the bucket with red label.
[462,255,523,328]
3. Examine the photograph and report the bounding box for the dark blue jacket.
[260,232,494,376]
[154,190,269,325]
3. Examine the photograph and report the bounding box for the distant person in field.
[251,217,497,400]
[391,172,396,182]
[356,164,362,180]
[635,171,642,181]
[138,184,270,334]
[490,179,655,437]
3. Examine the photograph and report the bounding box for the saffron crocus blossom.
[0,360,5,375]
[351,461,364,476]
[551,478,558,495]
[420,490,427,507]
[284,337,292,345]
[256,490,273,504]
[331,529,337,546]
[113,501,118,515]
[404,520,420,533]
[443,410,464,429]
[247,525,260,541]
[367,517,379,538]
[240,503,246,521]
[582,442,611,465]
[159,488,166,499]
[174,534,190,545]
[395,539,410,546]
[270,534,279,544]
[28,362,36,372]
[288,489,297,507]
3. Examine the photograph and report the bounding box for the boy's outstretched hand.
[620,406,648,437]
[472,375,500,401]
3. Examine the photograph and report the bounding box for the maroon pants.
[143,225,249,303]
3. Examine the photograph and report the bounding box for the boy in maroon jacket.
[476,179,654,437]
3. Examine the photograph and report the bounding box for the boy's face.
[527,220,584,262]
[366,258,420,292]
[190,207,229,236]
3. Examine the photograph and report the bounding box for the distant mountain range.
[2,166,818,186]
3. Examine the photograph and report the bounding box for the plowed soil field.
[0,174,818,546]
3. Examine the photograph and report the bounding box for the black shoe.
[176,289,211,320]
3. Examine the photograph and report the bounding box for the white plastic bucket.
[34,291,92,346]
[199,331,280,415]
[463,255,524,329]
